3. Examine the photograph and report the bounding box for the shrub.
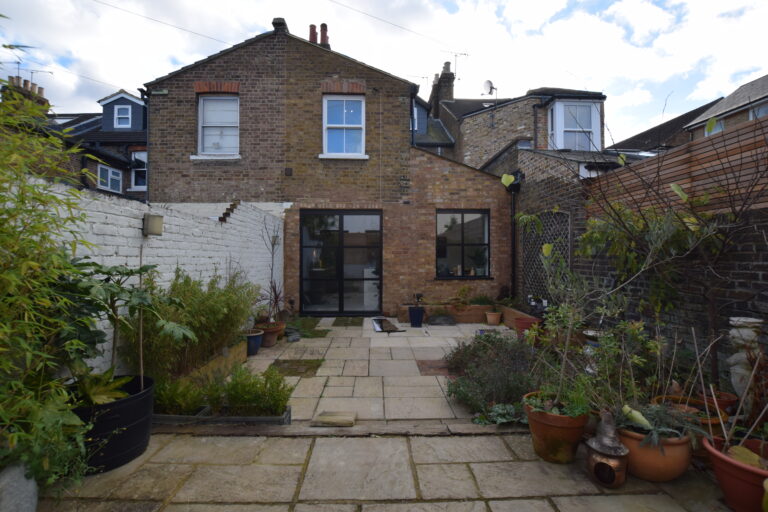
[468,295,494,305]
[221,365,293,416]
[124,268,259,378]
[154,379,206,415]
[445,332,535,414]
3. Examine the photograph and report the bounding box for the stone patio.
[245,317,490,421]
[41,433,726,511]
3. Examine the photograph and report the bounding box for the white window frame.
[114,105,132,129]
[548,101,602,151]
[319,94,368,159]
[97,164,122,193]
[129,151,147,191]
[194,96,240,159]
[749,101,768,120]
[411,102,418,131]
[704,119,724,137]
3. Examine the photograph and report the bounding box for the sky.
[1,0,766,144]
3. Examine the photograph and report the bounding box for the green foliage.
[70,364,130,406]
[616,403,704,447]
[287,316,329,337]
[525,374,591,418]
[0,86,91,485]
[123,268,258,378]
[468,295,493,305]
[220,365,293,416]
[445,332,535,414]
[154,379,206,415]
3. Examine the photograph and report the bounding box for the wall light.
[143,214,164,236]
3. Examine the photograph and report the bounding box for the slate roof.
[97,89,143,105]
[526,87,605,100]
[609,98,722,152]
[413,118,454,146]
[81,130,147,144]
[441,88,606,120]
[686,73,768,128]
[49,113,102,136]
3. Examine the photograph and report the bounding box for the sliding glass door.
[300,210,381,315]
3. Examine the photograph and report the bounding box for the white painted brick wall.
[49,182,286,371]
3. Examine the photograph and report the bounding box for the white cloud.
[0,0,766,144]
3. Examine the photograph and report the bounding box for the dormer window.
[114,105,131,129]
[548,101,602,151]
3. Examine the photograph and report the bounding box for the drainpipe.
[139,87,150,203]
[510,190,517,299]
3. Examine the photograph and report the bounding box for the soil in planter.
[270,359,324,377]
[333,317,363,327]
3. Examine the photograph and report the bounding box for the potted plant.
[244,328,264,356]
[408,293,425,327]
[616,404,698,482]
[485,303,502,325]
[254,221,285,347]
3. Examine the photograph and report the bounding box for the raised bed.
[500,306,541,334]
[396,304,492,324]
[196,405,291,425]
[152,406,212,425]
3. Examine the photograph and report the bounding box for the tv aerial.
[481,80,499,127]
[482,80,496,95]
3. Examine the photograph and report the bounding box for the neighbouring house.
[143,18,512,316]
[685,73,768,139]
[608,98,721,157]
[49,88,148,200]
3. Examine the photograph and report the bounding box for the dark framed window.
[436,210,490,278]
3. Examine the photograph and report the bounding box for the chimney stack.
[309,24,317,44]
[4,75,49,107]
[428,62,455,119]
[320,23,330,49]
[272,17,288,33]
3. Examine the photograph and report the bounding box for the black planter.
[246,330,264,356]
[74,376,154,473]
[408,306,425,328]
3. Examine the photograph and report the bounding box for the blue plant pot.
[408,306,425,328]
[246,329,264,356]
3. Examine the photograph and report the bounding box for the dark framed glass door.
[300,210,382,315]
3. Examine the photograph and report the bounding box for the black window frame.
[435,209,491,280]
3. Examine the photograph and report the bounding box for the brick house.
[143,18,511,316]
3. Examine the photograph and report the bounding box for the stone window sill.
[318,153,370,160]
[190,154,241,161]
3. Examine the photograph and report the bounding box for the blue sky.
[1,0,766,143]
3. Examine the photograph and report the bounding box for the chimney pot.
[309,24,317,43]
[23,79,30,91]
[442,61,451,73]
[38,86,44,98]
[320,23,330,49]
[30,83,38,94]
[272,17,288,33]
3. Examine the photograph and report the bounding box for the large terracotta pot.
[523,391,588,464]
[703,437,768,512]
[617,429,691,482]
[255,321,285,348]
[485,311,502,325]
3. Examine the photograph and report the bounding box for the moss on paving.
[333,317,364,327]
[269,359,324,377]
[287,317,330,338]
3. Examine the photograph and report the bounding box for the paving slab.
[326,376,356,386]
[349,337,371,347]
[370,337,411,347]
[255,437,311,464]
[323,385,353,397]
[552,494,688,511]
[300,437,416,500]
[325,347,369,360]
[343,360,369,376]
[315,396,384,419]
[173,464,301,503]
[412,347,448,360]
[353,376,383,397]
[385,397,455,419]
[150,436,264,465]
[38,500,162,512]
[362,502,487,512]
[658,470,728,511]
[391,347,415,359]
[370,347,392,359]
[488,500,556,512]
[411,436,513,463]
[416,463,480,499]
[320,359,345,368]
[384,385,445,398]
[288,397,319,420]
[109,463,193,500]
[384,376,441,386]
[370,359,421,376]
[315,366,343,376]
[503,435,540,460]
[165,506,288,512]
[246,358,274,373]
[292,377,328,397]
[294,505,357,512]
[471,461,599,498]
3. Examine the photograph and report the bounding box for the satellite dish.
[482,80,495,95]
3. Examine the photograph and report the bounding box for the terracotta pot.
[485,311,502,325]
[617,429,691,482]
[703,437,768,512]
[255,322,285,348]
[523,391,588,464]
[699,391,739,412]
[651,395,729,426]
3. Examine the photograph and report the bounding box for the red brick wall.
[282,148,512,316]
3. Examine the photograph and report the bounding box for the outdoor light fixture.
[143,214,164,236]
[501,170,524,193]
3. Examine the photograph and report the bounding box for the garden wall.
[52,181,285,370]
